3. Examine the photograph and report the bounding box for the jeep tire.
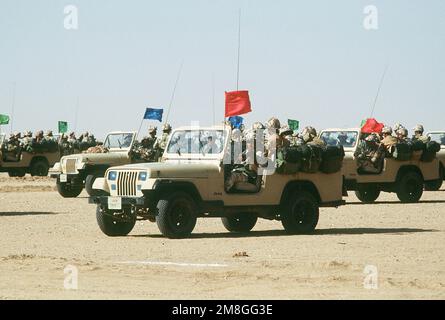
[31,160,49,177]
[57,180,83,198]
[281,191,319,234]
[85,174,107,196]
[396,171,424,203]
[156,192,197,239]
[355,185,381,203]
[96,205,136,237]
[222,214,258,233]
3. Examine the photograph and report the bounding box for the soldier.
[158,123,172,154]
[134,127,158,162]
[59,134,72,156]
[412,124,430,143]
[354,133,383,174]
[34,130,44,144]
[380,126,398,154]
[4,133,21,161]
[301,126,326,147]
[393,123,405,135]
[44,130,55,142]
[396,127,410,143]
[21,131,33,152]
[68,132,80,154]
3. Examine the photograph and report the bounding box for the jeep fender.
[280,180,321,207]
[93,177,109,193]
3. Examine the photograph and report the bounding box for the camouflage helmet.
[46,130,53,136]
[393,123,404,132]
[26,130,32,137]
[381,126,392,135]
[69,131,76,137]
[14,132,21,138]
[397,127,408,138]
[163,123,172,132]
[9,133,14,139]
[37,130,44,137]
[83,131,89,137]
[266,117,281,130]
[148,126,157,134]
[301,126,317,143]
[413,124,424,134]
[61,133,68,140]
[252,122,265,130]
[279,125,293,137]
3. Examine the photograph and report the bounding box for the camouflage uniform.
[68,132,80,154]
[156,124,172,159]
[21,131,33,152]
[133,127,158,162]
[380,126,398,154]
[354,134,383,173]
[59,134,73,156]
[4,133,21,161]
[301,126,326,147]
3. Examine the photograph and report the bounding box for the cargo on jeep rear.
[90,126,345,239]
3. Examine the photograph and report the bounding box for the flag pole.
[370,65,389,118]
[10,82,16,134]
[164,60,184,126]
[212,73,216,125]
[74,96,79,133]
[236,9,241,91]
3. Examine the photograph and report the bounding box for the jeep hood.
[63,151,129,165]
[109,162,221,178]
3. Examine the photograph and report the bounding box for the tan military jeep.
[425,131,445,190]
[50,131,138,198]
[90,125,345,239]
[0,133,60,177]
[319,128,441,203]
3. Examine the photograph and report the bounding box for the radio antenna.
[370,65,389,118]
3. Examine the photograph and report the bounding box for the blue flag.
[228,116,244,129]
[144,108,163,122]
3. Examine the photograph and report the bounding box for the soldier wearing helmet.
[301,126,326,147]
[157,123,172,157]
[354,133,383,174]
[4,133,21,161]
[133,127,158,162]
[412,124,430,143]
[380,126,398,154]
[396,127,409,143]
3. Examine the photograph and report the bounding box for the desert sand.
[0,174,444,299]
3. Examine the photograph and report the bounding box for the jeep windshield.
[103,133,134,150]
[428,132,445,146]
[320,131,358,148]
[167,130,226,156]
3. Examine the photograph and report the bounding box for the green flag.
[288,119,300,131]
[58,121,68,133]
[0,114,9,125]
[360,119,367,127]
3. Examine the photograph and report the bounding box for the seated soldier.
[412,124,430,143]
[354,133,384,174]
[301,126,326,147]
[380,126,398,155]
[396,127,410,143]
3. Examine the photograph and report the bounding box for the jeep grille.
[117,171,138,197]
[65,159,77,174]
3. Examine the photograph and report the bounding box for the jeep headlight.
[138,171,148,181]
[108,171,117,181]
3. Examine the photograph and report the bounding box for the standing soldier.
[68,132,80,154]
[412,125,430,143]
[157,123,172,157]
[59,134,72,156]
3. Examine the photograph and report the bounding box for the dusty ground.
[0,174,444,300]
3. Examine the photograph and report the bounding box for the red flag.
[225,90,252,117]
[361,118,385,134]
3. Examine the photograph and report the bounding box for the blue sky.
[0,0,444,138]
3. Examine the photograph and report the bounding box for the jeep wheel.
[156,192,197,239]
[281,191,319,234]
[222,214,258,233]
[396,171,424,203]
[355,185,381,203]
[31,160,49,176]
[96,205,136,237]
[85,174,107,196]
[57,181,83,198]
